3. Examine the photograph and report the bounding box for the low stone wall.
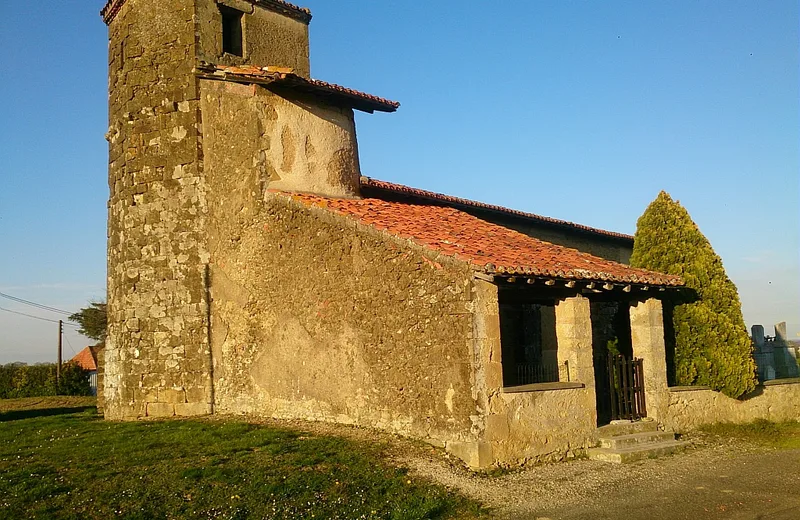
[664,380,800,431]
[485,386,596,465]
[472,281,601,467]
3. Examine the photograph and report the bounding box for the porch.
[470,275,680,467]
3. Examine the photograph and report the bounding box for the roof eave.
[195,63,399,113]
[479,271,687,293]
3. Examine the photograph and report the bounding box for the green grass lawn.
[699,419,800,450]
[0,398,484,520]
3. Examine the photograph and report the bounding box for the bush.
[630,191,757,398]
[0,362,91,398]
[59,363,92,396]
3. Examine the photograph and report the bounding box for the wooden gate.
[607,355,647,421]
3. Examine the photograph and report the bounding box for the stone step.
[595,419,658,437]
[587,440,689,463]
[599,431,677,449]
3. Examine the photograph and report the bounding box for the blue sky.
[0,1,797,363]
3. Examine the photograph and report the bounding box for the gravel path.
[209,416,800,519]
[398,434,800,519]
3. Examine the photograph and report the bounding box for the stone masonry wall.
[201,79,482,458]
[204,187,478,448]
[199,79,480,449]
[196,0,311,76]
[200,80,362,197]
[664,382,800,431]
[474,283,599,467]
[105,0,212,419]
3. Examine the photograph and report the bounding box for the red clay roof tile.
[279,192,683,287]
[71,346,98,372]
[196,63,400,113]
[100,0,126,24]
[361,177,634,242]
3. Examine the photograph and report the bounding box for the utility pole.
[57,319,63,390]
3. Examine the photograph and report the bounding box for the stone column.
[775,322,788,343]
[555,295,596,424]
[751,325,765,349]
[446,278,496,470]
[751,324,775,381]
[473,279,503,394]
[630,298,669,422]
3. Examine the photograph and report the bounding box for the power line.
[0,291,75,317]
[0,306,61,324]
[63,334,77,356]
[0,306,81,328]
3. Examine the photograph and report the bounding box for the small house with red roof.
[71,346,100,395]
[101,0,693,467]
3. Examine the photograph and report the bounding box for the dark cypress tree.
[630,191,757,398]
[69,301,107,342]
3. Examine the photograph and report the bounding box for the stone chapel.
[101,0,799,468]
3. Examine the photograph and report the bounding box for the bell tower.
[196,0,312,77]
[102,0,314,419]
[102,0,397,419]
[103,0,211,419]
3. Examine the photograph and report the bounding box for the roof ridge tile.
[360,177,633,241]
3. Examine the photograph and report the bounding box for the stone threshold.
[502,381,585,393]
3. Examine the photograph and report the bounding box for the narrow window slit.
[220,6,244,57]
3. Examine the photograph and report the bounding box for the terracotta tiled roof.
[279,192,683,286]
[361,177,634,242]
[100,0,126,24]
[252,0,312,23]
[196,63,400,113]
[71,347,98,372]
[101,0,311,25]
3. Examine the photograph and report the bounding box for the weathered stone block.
[147,402,175,417]
[160,388,186,404]
[185,386,207,403]
[446,440,493,470]
[175,402,210,417]
[485,362,504,390]
[485,414,510,442]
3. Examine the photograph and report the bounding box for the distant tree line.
[0,362,91,399]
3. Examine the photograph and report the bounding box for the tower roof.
[101,0,312,25]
